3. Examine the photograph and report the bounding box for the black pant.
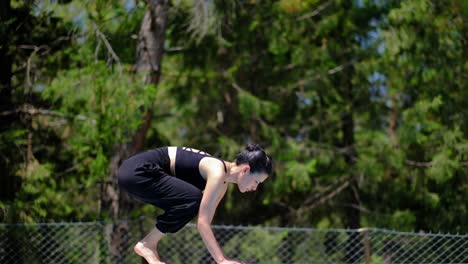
[117,148,202,233]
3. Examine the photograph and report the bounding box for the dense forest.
[1,0,467,234]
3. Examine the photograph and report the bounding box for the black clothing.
[117,146,225,233]
[175,147,227,190]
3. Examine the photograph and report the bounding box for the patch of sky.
[33,1,45,16]
[415,123,422,131]
[355,19,381,49]
[178,128,187,138]
[368,72,387,102]
[296,91,314,109]
[295,134,304,142]
[34,84,46,92]
[77,33,87,44]
[73,10,88,35]
[125,0,136,12]
[377,42,385,55]
[357,0,390,8]
[33,0,60,16]
[356,0,364,8]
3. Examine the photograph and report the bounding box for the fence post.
[102,222,112,264]
[359,228,371,264]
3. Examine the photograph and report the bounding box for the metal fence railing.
[1,219,467,264]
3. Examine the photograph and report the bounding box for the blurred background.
[1,0,467,247]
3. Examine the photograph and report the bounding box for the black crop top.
[174,147,227,190]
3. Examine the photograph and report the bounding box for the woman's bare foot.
[134,241,166,264]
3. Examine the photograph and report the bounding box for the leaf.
[427,151,459,184]
[238,89,280,121]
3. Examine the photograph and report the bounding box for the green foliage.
[224,229,288,264]
[293,230,349,263]
[238,89,280,122]
[427,151,459,183]
[43,62,156,178]
[390,210,416,231]
[399,97,443,146]
[355,131,394,182]
[5,160,77,222]
[158,227,205,264]
[2,0,468,236]
[280,159,317,193]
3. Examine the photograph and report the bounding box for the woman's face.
[238,166,269,193]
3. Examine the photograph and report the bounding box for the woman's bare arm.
[197,160,229,263]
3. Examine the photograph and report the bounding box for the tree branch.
[95,26,122,76]
[291,59,357,89]
[306,141,468,168]
[297,0,333,21]
[296,176,353,215]
[405,159,431,167]
[340,203,372,213]
[0,106,64,117]
[94,37,102,63]
[405,159,468,167]
[231,81,242,92]
[19,45,50,88]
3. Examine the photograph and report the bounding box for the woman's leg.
[133,226,166,263]
[132,175,202,263]
[118,161,203,263]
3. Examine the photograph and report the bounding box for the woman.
[117,144,273,264]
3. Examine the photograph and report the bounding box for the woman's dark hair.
[235,144,273,175]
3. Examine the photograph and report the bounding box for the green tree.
[359,0,468,232]
[0,0,74,222]
[1,0,467,242]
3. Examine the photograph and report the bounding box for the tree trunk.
[0,1,13,101]
[340,67,362,263]
[1,3,25,264]
[102,1,169,263]
[130,0,168,154]
[385,95,399,179]
[0,0,16,202]
[134,1,167,85]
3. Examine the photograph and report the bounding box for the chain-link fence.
[1,219,467,264]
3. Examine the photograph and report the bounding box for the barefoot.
[134,242,166,264]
